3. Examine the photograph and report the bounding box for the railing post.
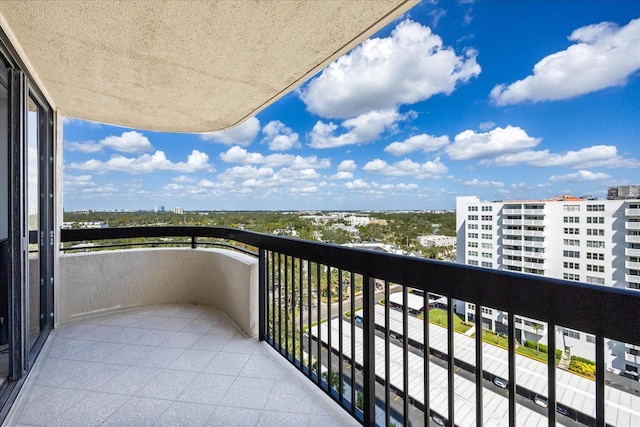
[362,276,376,426]
[258,248,267,341]
[191,235,197,249]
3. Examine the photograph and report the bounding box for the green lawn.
[428,308,472,334]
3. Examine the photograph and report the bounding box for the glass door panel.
[27,96,40,351]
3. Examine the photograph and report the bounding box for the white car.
[493,376,508,388]
[534,394,548,408]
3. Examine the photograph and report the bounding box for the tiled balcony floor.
[5,304,358,427]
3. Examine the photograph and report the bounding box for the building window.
[469,242,478,248]
[629,283,639,290]
[467,303,475,310]
[587,204,605,212]
[481,307,493,315]
[564,228,579,235]
[586,217,605,224]
[563,205,580,212]
[587,264,605,273]
[563,216,579,223]
[563,273,580,281]
[481,261,493,268]
[468,250,478,256]
[481,243,493,249]
[468,215,478,220]
[586,240,605,248]
[586,252,604,260]
[468,233,478,238]
[468,260,479,266]
[563,262,579,269]
[563,250,580,258]
[481,224,492,230]
[587,228,605,236]
[468,206,478,211]
[468,224,478,229]
[481,252,492,258]
[586,335,596,344]
[563,239,580,246]
[481,215,492,221]
[563,329,581,339]
[586,276,605,285]
[482,206,492,212]
[481,233,492,239]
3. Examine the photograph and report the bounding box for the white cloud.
[262,120,300,151]
[219,165,274,181]
[379,183,420,191]
[172,175,196,183]
[384,133,449,156]
[363,157,448,178]
[200,117,260,146]
[549,170,612,182]
[484,144,640,168]
[65,140,103,153]
[331,171,353,180]
[337,160,357,172]
[299,19,481,119]
[100,131,153,153]
[345,179,371,190]
[309,109,405,149]
[446,126,540,160]
[68,150,212,174]
[463,178,505,188]
[491,18,640,105]
[64,174,96,189]
[478,121,496,131]
[219,146,330,169]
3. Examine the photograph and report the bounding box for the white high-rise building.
[456,195,640,374]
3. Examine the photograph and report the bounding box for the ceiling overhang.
[0,0,417,132]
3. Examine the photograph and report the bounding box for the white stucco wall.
[57,248,259,337]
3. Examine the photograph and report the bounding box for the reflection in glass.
[27,97,40,350]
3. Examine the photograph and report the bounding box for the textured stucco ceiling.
[0,0,417,132]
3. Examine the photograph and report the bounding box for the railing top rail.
[61,226,640,344]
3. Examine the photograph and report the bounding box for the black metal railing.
[60,226,640,427]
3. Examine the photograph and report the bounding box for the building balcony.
[626,248,640,257]
[626,235,640,244]
[523,209,545,215]
[502,228,522,236]
[502,219,522,226]
[625,222,640,230]
[523,220,545,226]
[502,249,522,257]
[522,230,545,237]
[626,352,640,365]
[626,261,640,270]
[8,226,640,426]
[625,209,640,217]
[502,209,522,215]
[523,241,545,248]
[502,258,523,267]
[522,261,545,270]
[627,273,640,284]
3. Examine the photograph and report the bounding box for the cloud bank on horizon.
[62,4,640,211]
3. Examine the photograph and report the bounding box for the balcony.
[502,209,523,215]
[523,240,545,248]
[625,248,640,257]
[502,228,522,236]
[625,209,640,217]
[626,352,640,365]
[523,209,545,215]
[626,261,640,269]
[502,249,522,257]
[9,227,640,426]
[627,273,640,285]
[626,235,640,244]
[502,219,522,226]
[522,230,545,237]
[626,222,640,230]
[523,220,545,226]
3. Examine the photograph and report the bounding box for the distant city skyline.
[63,1,640,211]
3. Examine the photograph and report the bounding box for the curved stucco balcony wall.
[57,248,258,337]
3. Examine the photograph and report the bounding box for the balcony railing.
[60,226,640,427]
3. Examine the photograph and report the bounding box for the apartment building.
[456,195,640,375]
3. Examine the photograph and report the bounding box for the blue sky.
[63,1,640,211]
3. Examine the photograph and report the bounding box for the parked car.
[556,404,569,416]
[432,414,446,426]
[493,376,508,388]
[534,394,548,408]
